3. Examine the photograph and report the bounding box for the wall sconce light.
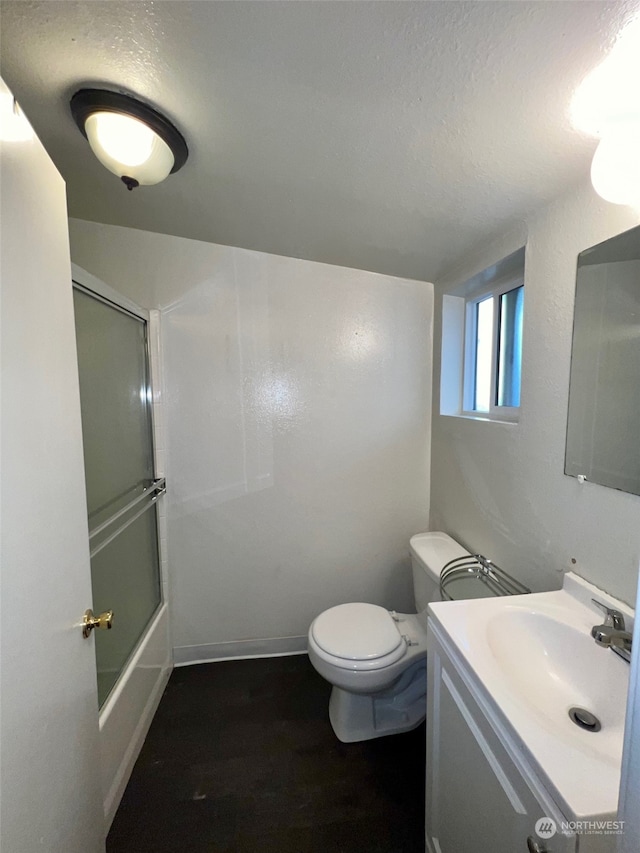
[70,89,188,190]
[571,19,640,206]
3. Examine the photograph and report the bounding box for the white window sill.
[440,411,519,426]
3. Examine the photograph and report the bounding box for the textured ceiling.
[1,0,638,281]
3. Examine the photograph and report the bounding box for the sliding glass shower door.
[73,284,163,708]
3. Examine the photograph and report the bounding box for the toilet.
[307,531,470,743]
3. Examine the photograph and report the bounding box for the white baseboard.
[173,635,308,666]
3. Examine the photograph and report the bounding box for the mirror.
[565,225,640,495]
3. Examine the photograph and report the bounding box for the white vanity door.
[426,636,576,853]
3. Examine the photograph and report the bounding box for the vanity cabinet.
[426,621,576,853]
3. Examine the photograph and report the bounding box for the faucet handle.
[591,599,626,630]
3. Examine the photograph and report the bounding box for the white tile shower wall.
[68,220,433,661]
[430,179,640,605]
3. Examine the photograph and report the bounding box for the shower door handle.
[82,608,114,638]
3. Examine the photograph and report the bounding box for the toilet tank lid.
[409,531,470,580]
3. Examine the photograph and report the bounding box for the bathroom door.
[72,283,163,708]
[0,77,104,853]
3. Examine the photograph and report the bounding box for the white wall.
[68,220,433,662]
[430,180,640,604]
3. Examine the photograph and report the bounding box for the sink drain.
[569,707,601,732]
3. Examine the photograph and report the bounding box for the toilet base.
[327,659,427,743]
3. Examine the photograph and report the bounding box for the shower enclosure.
[73,279,164,707]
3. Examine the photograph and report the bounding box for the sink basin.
[486,607,628,765]
[428,573,633,820]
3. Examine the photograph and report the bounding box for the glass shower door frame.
[72,271,165,706]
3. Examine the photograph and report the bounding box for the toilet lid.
[311,603,403,661]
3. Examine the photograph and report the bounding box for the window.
[439,247,525,422]
[463,278,524,419]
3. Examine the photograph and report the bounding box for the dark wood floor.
[107,654,426,853]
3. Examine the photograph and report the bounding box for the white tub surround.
[68,219,434,665]
[99,605,172,829]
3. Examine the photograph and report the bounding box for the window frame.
[461,273,524,423]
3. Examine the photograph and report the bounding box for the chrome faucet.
[591,600,633,663]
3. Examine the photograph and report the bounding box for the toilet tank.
[410,532,470,613]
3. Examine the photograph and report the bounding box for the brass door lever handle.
[82,609,114,638]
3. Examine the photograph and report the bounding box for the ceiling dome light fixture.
[70,89,188,190]
[571,17,640,206]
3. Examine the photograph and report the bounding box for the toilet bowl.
[307,532,470,743]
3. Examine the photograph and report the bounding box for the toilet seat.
[310,603,408,671]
